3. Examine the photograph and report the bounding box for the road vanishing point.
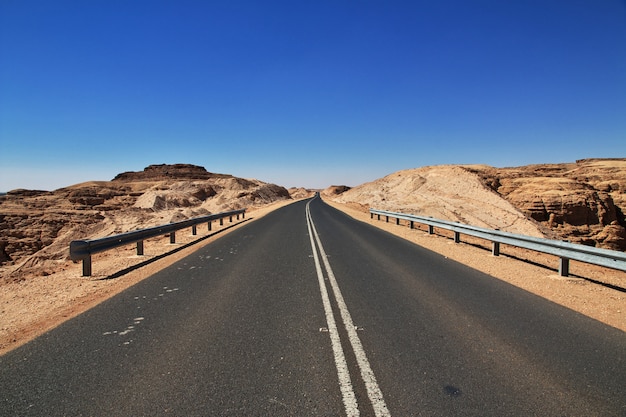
[1,197,625,416]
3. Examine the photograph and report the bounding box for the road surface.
[1,197,624,416]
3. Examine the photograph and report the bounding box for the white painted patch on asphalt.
[103,317,146,340]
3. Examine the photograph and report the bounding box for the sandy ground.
[0,200,296,355]
[1,198,624,356]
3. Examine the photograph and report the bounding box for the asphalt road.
[1,197,624,416]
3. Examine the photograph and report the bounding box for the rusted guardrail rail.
[370,208,626,277]
[70,209,245,276]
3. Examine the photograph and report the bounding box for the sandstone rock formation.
[466,159,626,250]
[324,185,352,195]
[0,164,292,281]
[112,163,227,181]
[326,159,626,251]
[326,166,546,238]
[3,159,624,284]
[288,187,317,200]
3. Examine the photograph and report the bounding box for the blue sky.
[1,0,625,191]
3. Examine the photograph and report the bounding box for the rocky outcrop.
[323,185,351,196]
[328,159,626,251]
[466,159,626,250]
[113,164,230,182]
[6,189,50,197]
[4,159,624,282]
[330,166,546,238]
[288,188,317,199]
[0,165,292,280]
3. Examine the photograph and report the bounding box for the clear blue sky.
[1,0,625,191]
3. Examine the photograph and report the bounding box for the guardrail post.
[454,231,460,243]
[229,215,233,223]
[410,221,414,229]
[170,231,176,244]
[428,225,434,234]
[370,213,373,219]
[386,216,389,223]
[220,218,224,226]
[559,257,570,277]
[208,221,212,231]
[396,218,400,225]
[377,214,380,220]
[243,212,245,218]
[192,224,197,235]
[492,241,500,256]
[137,241,144,256]
[83,256,92,277]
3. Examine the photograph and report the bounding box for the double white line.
[306,200,390,417]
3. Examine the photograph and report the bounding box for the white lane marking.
[307,200,391,417]
[306,202,360,417]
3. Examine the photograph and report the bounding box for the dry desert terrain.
[1,161,624,354]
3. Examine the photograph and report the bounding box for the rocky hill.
[0,164,292,280]
[325,159,626,251]
[3,159,624,283]
[112,163,231,181]
[466,159,626,250]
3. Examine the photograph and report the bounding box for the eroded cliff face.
[0,165,292,280]
[326,166,547,238]
[326,159,626,251]
[466,159,626,250]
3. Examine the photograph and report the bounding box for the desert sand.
[0,200,297,354]
[1,161,624,355]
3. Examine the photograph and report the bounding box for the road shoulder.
[322,198,625,333]
[0,199,303,355]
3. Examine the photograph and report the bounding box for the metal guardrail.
[70,209,246,276]
[370,208,626,277]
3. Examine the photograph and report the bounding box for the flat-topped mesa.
[112,164,232,182]
[5,189,51,197]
